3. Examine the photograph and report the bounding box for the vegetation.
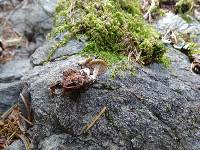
[158,55,171,68]
[48,0,166,66]
[175,0,194,14]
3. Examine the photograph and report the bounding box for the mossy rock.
[50,0,166,65]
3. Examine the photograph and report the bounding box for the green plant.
[175,0,194,14]
[49,0,166,65]
[158,55,171,68]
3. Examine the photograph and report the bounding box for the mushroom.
[170,30,178,44]
[191,54,200,74]
[78,57,93,68]
[87,59,107,80]
[0,39,5,51]
[80,68,91,76]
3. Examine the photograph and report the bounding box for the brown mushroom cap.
[78,57,93,66]
[88,59,107,75]
[193,54,200,63]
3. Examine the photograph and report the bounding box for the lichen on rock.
[49,0,166,65]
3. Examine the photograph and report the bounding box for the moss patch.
[158,55,171,69]
[175,0,194,14]
[50,0,166,65]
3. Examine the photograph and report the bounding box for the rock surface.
[2,1,200,149]
[18,10,200,150]
[0,0,57,112]
[23,45,200,149]
[155,12,200,43]
[0,59,32,83]
[5,140,25,150]
[31,37,85,65]
[0,81,24,113]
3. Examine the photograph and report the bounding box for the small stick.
[17,134,31,150]
[19,114,33,126]
[20,93,31,121]
[1,104,18,120]
[8,131,17,141]
[81,106,107,134]
[5,37,22,48]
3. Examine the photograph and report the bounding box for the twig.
[5,37,22,48]
[1,104,18,120]
[20,93,31,121]
[8,131,16,141]
[17,134,31,150]
[81,106,107,134]
[19,114,33,126]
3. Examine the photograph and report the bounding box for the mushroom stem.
[92,65,100,79]
[81,68,90,76]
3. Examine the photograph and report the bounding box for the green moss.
[110,60,136,79]
[105,110,114,123]
[175,0,194,14]
[50,0,166,65]
[158,55,171,69]
[187,42,200,58]
[180,14,193,23]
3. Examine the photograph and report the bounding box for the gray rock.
[30,40,56,65]
[9,0,54,37]
[52,39,85,60]
[37,0,58,16]
[5,140,25,150]
[38,134,70,150]
[24,48,200,149]
[31,39,84,66]
[154,12,200,41]
[0,81,23,113]
[0,0,20,11]
[0,59,32,82]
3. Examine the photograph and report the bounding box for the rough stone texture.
[23,12,200,149]
[154,12,200,43]
[2,3,200,150]
[23,45,200,149]
[37,0,58,16]
[31,38,84,65]
[30,40,56,65]
[5,140,25,150]
[0,81,24,113]
[0,0,56,116]
[0,59,32,83]
[38,134,70,150]
[9,1,53,35]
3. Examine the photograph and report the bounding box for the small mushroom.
[80,68,91,76]
[78,57,93,68]
[194,8,200,21]
[170,30,178,44]
[191,54,200,74]
[87,59,107,79]
[0,39,5,51]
